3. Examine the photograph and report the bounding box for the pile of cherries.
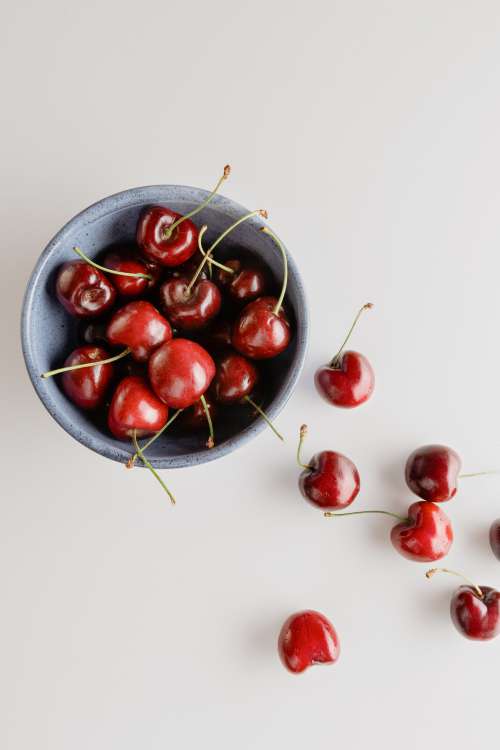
[277,307,500,673]
[42,166,292,502]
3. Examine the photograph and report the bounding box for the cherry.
[489,519,500,561]
[148,338,216,409]
[101,249,152,297]
[325,500,453,562]
[426,568,500,640]
[137,165,230,267]
[41,346,130,380]
[215,259,267,303]
[296,425,360,510]
[232,228,290,359]
[108,375,168,439]
[106,300,172,362]
[60,346,114,409]
[278,610,340,674]
[55,260,116,318]
[315,303,374,408]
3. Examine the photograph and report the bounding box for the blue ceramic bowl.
[21,185,308,468]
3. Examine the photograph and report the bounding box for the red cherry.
[106,301,172,362]
[216,259,267,303]
[56,261,116,318]
[490,519,500,560]
[297,426,359,510]
[108,376,168,439]
[315,304,374,408]
[137,206,198,267]
[278,610,340,674]
[232,296,290,359]
[212,352,258,403]
[61,346,113,409]
[160,277,221,330]
[390,501,453,562]
[405,445,462,502]
[148,338,216,409]
[426,568,500,640]
[102,250,151,297]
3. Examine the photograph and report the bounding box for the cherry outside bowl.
[21,185,308,468]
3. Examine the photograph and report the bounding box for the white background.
[2,2,500,748]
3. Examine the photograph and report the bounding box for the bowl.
[21,185,308,468]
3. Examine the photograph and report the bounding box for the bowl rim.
[21,184,309,468]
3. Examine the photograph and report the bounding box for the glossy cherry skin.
[106,301,172,362]
[159,277,221,330]
[232,296,290,359]
[179,395,218,430]
[450,586,500,640]
[56,261,116,318]
[148,339,216,409]
[213,353,258,404]
[299,452,360,510]
[61,346,113,410]
[108,376,168,439]
[102,250,150,297]
[278,610,340,674]
[489,519,500,561]
[390,501,453,562]
[405,445,461,502]
[315,351,374,408]
[216,260,267,303]
[137,206,198,267]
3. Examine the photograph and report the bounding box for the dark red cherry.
[102,250,150,297]
[61,346,113,409]
[405,445,462,503]
[159,277,221,330]
[489,519,500,561]
[232,296,290,359]
[212,352,258,403]
[390,501,453,562]
[106,301,172,362]
[278,610,340,674]
[108,376,168,440]
[137,206,198,267]
[179,395,218,431]
[451,585,500,640]
[216,259,267,303]
[56,261,116,318]
[300,454,360,510]
[315,351,375,408]
[148,339,216,409]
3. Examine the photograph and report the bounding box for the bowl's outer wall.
[21,186,309,468]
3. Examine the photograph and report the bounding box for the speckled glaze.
[21,185,309,468]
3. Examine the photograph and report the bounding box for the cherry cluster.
[42,167,292,501]
[278,311,500,673]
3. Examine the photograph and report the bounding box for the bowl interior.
[22,186,308,468]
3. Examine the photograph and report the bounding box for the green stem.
[207,209,267,256]
[196,241,236,274]
[324,509,408,522]
[426,567,483,599]
[330,303,373,368]
[200,394,215,448]
[459,471,499,478]
[297,424,312,469]
[127,409,183,467]
[260,227,288,315]
[41,347,130,379]
[132,431,176,505]
[244,396,284,441]
[73,247,152,280]
[185,226,209,294]
[163,165,231,239]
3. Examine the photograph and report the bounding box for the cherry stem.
[260,227,288,316]
[163,164,231,239]
[73,247,152,280]
[296,424,312,470]
[324,509,408,522]
[127,408,183,467]
[196,241,235,274]
[425,567,483,599]
[200,394,215,448]
[329,303,373,368]
[132,430,176,505]
[41,347,131,379]
[244,396,284,441]
[459,471,500,478]
[185,225,209,294]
